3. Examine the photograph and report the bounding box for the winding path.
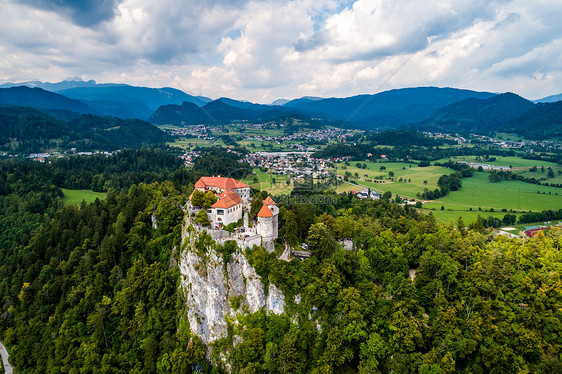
[0,342,13,374]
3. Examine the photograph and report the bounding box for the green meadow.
[334,161,561,224]
[435,155,559,169]
[335,161,455,198]
[241,168,294,195]
[61,188,106,205]
[423,172,561,212]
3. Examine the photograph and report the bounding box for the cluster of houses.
[240,152,331,179]
[26,150,116,163]
[179,150,200,166]
[164,124,218,139]
[187,176,279,252]
[242,127,355,145]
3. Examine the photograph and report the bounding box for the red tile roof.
[195,177,249,190]
[263,196,276,205]
[257,204,273,217]
[212,190,242,209]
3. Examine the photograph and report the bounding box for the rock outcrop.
[179,222,285,345]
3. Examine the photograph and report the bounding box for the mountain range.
[0,80,211,120]
[283,87,497,128]
[1,79,561,139]
[149,98,312,126]
[0,86,97,115]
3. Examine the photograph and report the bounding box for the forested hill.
[506,100,562,139]
[56,85,212,120]
[66,114,171,149]
[0,86,97,115]
[0,106,170,153]
[148,98,311,126]
[0,150,562,372]
[415,92,536,134]
[283,87,496,128]
[0,80,213,120]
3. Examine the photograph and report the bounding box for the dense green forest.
[1,150,562,373]
[221,200,562,373]
[0,106,170,153]
[415,93,535,136]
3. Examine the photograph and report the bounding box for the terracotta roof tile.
[263,196,276,205]
[195,177,249,190]
[212,190,242,209]
[257,204,273,217]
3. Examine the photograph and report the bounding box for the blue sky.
[1,0,561,103]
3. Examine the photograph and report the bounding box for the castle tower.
[257,196,278,251]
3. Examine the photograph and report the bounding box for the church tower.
[257,196,278,251]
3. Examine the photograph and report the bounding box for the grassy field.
[62,188,106,205]
[423,172,561,212]
[241,169,294,195]
[422,208,518,224]
[334,160,561,224]
[511,167,562,185]
[435,155,559,169]
[335,161,455,198]
[336,182,362,193]
[237,140,302,152]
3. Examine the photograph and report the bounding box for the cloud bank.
[1,0,561,102]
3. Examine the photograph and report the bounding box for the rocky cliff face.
[179,221,285,345]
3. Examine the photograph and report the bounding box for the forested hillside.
[0,150,561,373]
[0,107,170,153]
[507,100,562,139]
[416,93,535,134]
[0,86,96,115]
[283,87,496,128]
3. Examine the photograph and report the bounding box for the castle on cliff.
[187,176,279,251]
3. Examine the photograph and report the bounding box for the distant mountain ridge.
[149,88,499,128]
[0,86,98,114]
[534,93,562,103]
[56,85,211,120]
[416,93,535,133]
[149,99,283,125]
[2,80,559,139]
[0,80,212,120]
[282,87,497,128]
[149,96,329,126]
[0,79,100,91]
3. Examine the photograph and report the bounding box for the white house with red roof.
[194,176,251,203]
[190,176,250,229]
[189,176,278,251]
